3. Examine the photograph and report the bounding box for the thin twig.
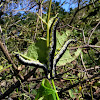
[90,46,100,53]
[0,68,39,99]
[88,45,100,48]
[87,50,97,71]
[82,30,86,44]
[88,21,100,44]
[8,17,29,28]
[69,45,100,50]
[0,40,24,80]
[58,24,86,44]
[0,25,2,33]
[80,53,89,78]
[34,6,40,40]
[57,24,82,32]
[69,0,99,25]
[58,70,100,95]
[21,88,35,99]
[40,0,44,30]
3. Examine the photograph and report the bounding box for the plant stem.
[47,0,52,47]
[0,64,12,73]
[90,85,93,100]
[52,79,59,100]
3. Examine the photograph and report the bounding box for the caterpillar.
[15,54,48,78]
[49,17,59,77]
[53,39,77,76]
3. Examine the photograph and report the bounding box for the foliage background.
[0,0,100,99]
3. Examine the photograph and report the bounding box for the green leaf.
[35,38,48,64]
[56,30,70,50]
[35,79,56,100]
[25,43,38,60]
[94,81,100,86]
[56,31,81,66]
[0,2,3,7]
[16,38,49,64]
[48,13,58,29]
[69,89,76,99]
[57,48,81,66]
[0,65,3,70]
[38,96,44,100]
[32,89,37,95]
[36,13,47,25]
[0,64,12,73]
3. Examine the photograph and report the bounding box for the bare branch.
[69,0,99,25]
[82,30,86,44]
[0,68,38,99]
[0,40,24,80]
[58,24,86,44]
[69,45,100,50]
[59,70,100,94]
[80,53,89,78]
[88,21,100,44]
[0,25,2,33]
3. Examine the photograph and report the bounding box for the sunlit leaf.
[48,13,58,29]
[36,13,47,25]
[25,43,38,60]
[38,96,44,100]
[35,79,57,100]
[56,30,71,50]
[56,31,81,66]
[16,38,48,64]
[57,48,81,66]
[0,65,3,70]
[69,89,76,99]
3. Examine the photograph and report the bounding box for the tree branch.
[88,21,100,44]
[0,68,38,99]
[69,0,99,25]
[0,40,24,80]
[69,44,100,50]
[58,70,100,95]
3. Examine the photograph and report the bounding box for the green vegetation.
[0,0,100,100]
